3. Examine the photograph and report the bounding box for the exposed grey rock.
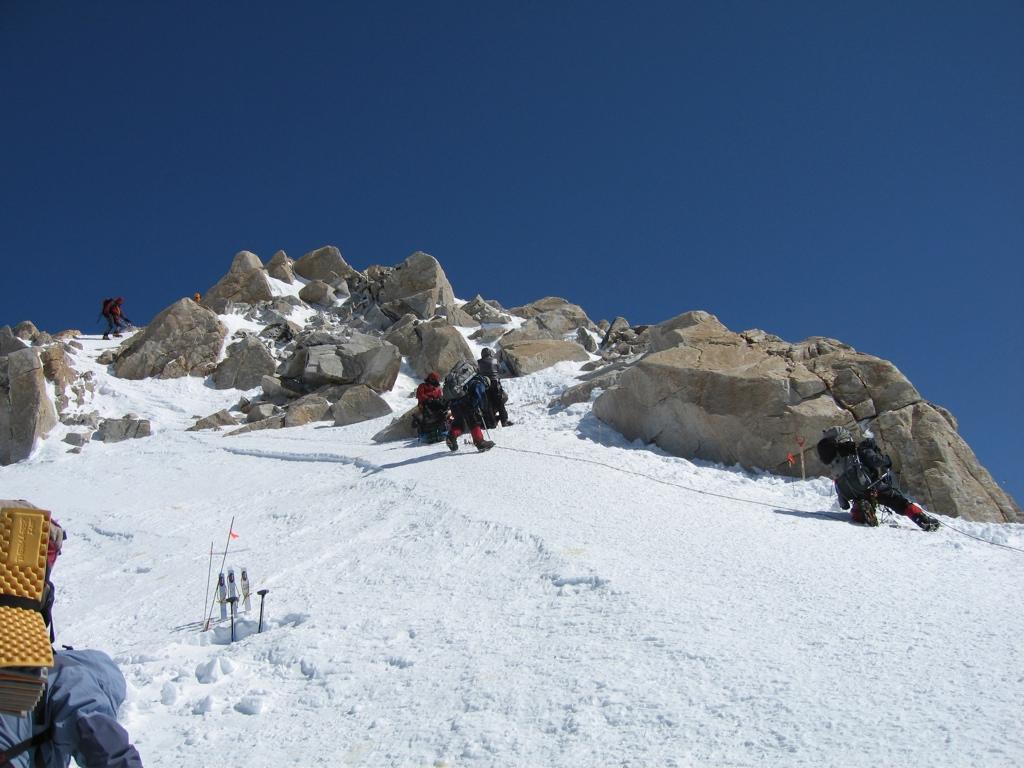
[261,375,304,401]
[0,326,27,356]
[298,280,337,307]
[95,417,151,443]
[61,411,100,429]
[576,327,597,353]
[53,330,82,342]
[204,267,274,314]
[554,365,629,408]
[500,339,590,376]
[292,245,357,286]
[39,345,76,404]
[246,402,280,422]
[276,332,400,392]
[63,431,91,447]
[592,310,1020,522]
[212,337,277,391]
[187,410,239,431]
[266,250,295,283]
[371,405,419,443]
[230,250,263,273]
[461,295,511,324]
[0,348,59,464]
[331,385,392,426]
[384,318,475,381]
[284,395,332,427]
[377,251,456,319]
[438,304,480,328]
[225,414,286,436]
[13,321,39,341]
[469,326,507,344]
[113,299,227,380]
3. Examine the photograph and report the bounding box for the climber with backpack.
[476,348,513,428]
[99,297,131,341]
[816,427,940,531]
[0,504,144,768]
[412,372,450,444]
[441,360,495,452]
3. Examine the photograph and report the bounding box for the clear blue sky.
[2,1,1021,507]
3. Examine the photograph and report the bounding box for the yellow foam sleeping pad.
[0,507,54,670]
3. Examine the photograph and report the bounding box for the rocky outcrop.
[0,348,59,464]
[225,414,286,437]
[371,406,419,443]
[331,385,392,426]
[13,321,39,342]
[266,250,295,283]
[501,297,597,346]
[276,332,401,392]
[284,395,332,427]
[500,339,590,376]
[462,296,511,325]
[95,416,152,443]
[212,337,277,390]
[187,410,239,431]
[377,251,456,320]
[199,252,271,313]
[0,326,27,356]
[600,317,650,358]
[384,317,475,380]
[114,299,228,380]
[298,280,337,307]
[593,310,1020,523]
[292,245,357,286]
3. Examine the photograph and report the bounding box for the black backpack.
[816,426,854,465]
[442,360,478,402]
[100,297,116,317]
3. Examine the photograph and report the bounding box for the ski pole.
[227,596,238,642]
[257,589,269,633]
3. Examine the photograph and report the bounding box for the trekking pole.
[227,596,238,642]
[257,589,269,633]
[203,516,237,631]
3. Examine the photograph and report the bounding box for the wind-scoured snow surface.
[4,335,1023,767]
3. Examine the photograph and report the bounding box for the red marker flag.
[229,530,239,540]
[786,452,796,466]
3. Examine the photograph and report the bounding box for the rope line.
[496,446,1024,554]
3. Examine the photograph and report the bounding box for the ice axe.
[257,589,270,633]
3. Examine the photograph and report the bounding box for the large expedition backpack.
[100,297,116,318]
[442,360,478,402]
[816,425,854,465]
[834,452,877,500]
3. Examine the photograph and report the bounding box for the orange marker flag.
[229,530,239,540]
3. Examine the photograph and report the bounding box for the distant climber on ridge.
[99,297,131,340]
[441,360,495,452]
[816,426,940,531]
[476,348,513,428]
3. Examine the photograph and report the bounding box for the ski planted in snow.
[217,572,228,621]
[240,567,252,613]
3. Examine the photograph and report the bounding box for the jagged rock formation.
[0,348,58,464]
[501,339,590,376]
[113,299,227,379]
[593,311,1020,523]
[384,316,475,380]
[331,385,392,426]
[212,337,277,391]
[203,252,275,313]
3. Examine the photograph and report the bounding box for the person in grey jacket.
[0,649,143,768]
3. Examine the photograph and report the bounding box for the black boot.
[475,439,495,452]
[445,434,459,452]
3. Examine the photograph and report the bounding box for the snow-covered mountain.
[3,313,1023,767]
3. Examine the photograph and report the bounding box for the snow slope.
[3,337,1023,767]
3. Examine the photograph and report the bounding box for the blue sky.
[2,1,1021,506]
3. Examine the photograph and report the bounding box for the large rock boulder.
[384,317,475,380]
[13,321,40,342]
[95,417,152,443]
[593,310,1020,523]
[276,332,401,392]
[462,296,511,325]
[0,348,59,464]
[284,395,332,427]
[298,280,337,307]
[331,385,392,426]
[377,251,456,319]
[266,250,295,283]
[212,337,277,390]
[39,344,77,410]
[500,339,590,376]
[501,297,597,346]
[292,245,357,286]
[371,406,419,443]
[0,326,27,356]
[187,410,239,431]
[113,299,228,380]
[203,260,274,314]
